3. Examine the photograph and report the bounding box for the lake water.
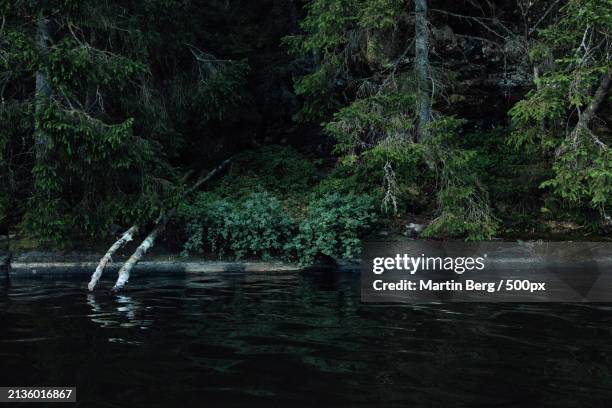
[1,271,611,407]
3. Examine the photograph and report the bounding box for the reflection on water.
[86,293,152,331]
[0,271,611,407]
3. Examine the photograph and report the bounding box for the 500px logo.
[372,254,487,275]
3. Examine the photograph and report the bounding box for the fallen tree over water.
[88,226,138,291]
[88,157,233,292]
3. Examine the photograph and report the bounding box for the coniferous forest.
[1,0,611,264]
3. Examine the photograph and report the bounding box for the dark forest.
[1,0,610,270]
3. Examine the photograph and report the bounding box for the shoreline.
[1,251,348,277]
[4,241,612,278]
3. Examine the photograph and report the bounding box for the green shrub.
[213,145,318,200]
[421,185,498,241]
[289,193,377,264]
[181,191,377,264]
[181,191,295,260]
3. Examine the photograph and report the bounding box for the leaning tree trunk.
[558,71,612,155]
[34,11,52,161]
[89,156,234,292]
[569,72,611,143]
[88,225,138,290]
[415,0,431,141]
[111,214,170,292]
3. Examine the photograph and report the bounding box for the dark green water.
[1,271,611,407]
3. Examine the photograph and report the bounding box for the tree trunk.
[34,12,52,161]
[415,0,431,141]
[559,71,612,154]
[88,225,138,291]
[112,214,170,292]
[90,156,234,292]
[186,156,233,195]
[573,71,611,134]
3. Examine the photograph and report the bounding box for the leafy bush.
[181,191,377,264]
[212,145,318,211]
[289,193,377,264]
[181,192,295,260]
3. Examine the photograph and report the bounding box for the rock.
[404,223,425,238]
[604,215,612,233]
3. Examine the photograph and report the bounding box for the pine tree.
[510,0,611,220]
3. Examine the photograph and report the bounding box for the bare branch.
[430,8,512,41]
[529,0,561,36]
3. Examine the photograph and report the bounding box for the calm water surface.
[1,271,611,407]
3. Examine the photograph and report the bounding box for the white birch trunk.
[112,215,169,292]
[88,225,138,291]
[91,156,233,292]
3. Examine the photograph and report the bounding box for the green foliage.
[3,0,611,252]
[322,89,427,215]
[1,0,251,245]
[0,100,34,225]
[289,0,402,56]
[291,62,339,122]
[172,48,249,122]
[180,191,294,260]
[421,185,498,241]
[508,86,567,149]
[212,145,318,209]
[357,0,403,30]
[541,140,612,211]
[325,93,416,157]
[461,127,550,233]
[22,98,166,244]
[314,164,379,196]
[0,30,38,74]
[289,193,376,264]
[422,117,498,240]
[180,146,377,262]
[180,188,376,264]
[290,0,498,240]
[300,0,355,52]
[46,39,147,94]
[285,0,406,121]
[509,0,611,219]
